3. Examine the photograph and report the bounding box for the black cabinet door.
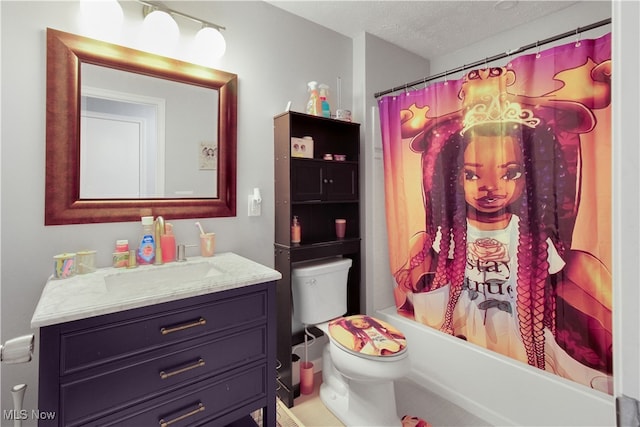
[326,162,358,201]
[291,161,357,202]
[291,161,324,201]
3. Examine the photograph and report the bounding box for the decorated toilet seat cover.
[328,315,407,358]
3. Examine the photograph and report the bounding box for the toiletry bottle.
[113,239,130,268]
[161,223,176,263]
[291,216,301,244]
[319,84,331,118]
[306,81,321,116]
[137,216,156,265]
[115,240,129,253]
[128,250,138,268]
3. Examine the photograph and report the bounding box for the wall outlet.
[248,195,261,216]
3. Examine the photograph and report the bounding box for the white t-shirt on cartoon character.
[408,215,612,391]
[410,215,564,363]
[453,215,563,362]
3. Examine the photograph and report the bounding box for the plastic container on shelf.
[319,84,331,118]
[306,81,321,116]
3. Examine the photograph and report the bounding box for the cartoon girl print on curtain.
[378,33,612,393]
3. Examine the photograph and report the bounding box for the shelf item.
[274,111,361,407]
[291,136,314,158]
[291,216,301,244]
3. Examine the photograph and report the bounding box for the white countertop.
[31,252,281,328]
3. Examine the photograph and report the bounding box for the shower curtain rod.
[374,18,611,99]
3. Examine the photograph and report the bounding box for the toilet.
[292,257,410,427]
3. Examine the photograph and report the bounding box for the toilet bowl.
[317,315,410,426]
[327,323,410,382]
[292,258,410,426]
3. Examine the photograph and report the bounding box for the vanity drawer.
[91,364,267,427]
[61,326,266,426]
[60,291,267,374]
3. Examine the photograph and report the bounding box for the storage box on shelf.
[273,111,361,407]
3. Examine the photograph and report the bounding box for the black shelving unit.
[274,111,361,407]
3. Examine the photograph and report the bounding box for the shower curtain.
[379,33,612,393]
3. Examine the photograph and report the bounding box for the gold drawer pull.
[160,317,206,335]
[159,358,205,380]
[159,402,205,427]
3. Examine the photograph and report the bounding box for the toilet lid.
[328,315,407,358]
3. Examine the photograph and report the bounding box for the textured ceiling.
[265,1,579,60]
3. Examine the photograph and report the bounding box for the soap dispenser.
[161,223,176,263]
[291,216,301,244]
[137,216,156,265]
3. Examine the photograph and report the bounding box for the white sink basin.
[32,252,283,329]
[104,261,224,291]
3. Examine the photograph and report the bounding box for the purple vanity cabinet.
[36,281,276,427]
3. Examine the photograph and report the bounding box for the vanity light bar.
[136,0,226,32]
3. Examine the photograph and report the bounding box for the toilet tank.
[291,257,352,325]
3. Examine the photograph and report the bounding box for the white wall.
[612,0,640,406]
[428,2,612,75]
[355,33,430,314]
[0,0,352,419]
[2,1,638,425]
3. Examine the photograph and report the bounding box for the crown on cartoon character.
[407,65,600,153]
[460,94,541,135]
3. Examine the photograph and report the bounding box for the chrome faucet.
[177,244,198,262]
[154,216,165,265]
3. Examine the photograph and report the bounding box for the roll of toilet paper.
[1,334,34,364]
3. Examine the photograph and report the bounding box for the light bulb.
[78,0,124,42]
[139,9,180,56]
[191,26,227,66]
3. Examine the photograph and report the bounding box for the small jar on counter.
[53,253,76,279]
[115,240,129,253]
[113,239,130,268]
[112,252,128,268]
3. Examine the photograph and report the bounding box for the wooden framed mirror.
[45,28,237,225]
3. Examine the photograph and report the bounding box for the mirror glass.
[45,28,237,225]
[80,64,218,199]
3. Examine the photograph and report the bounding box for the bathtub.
[376,306,615,426]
